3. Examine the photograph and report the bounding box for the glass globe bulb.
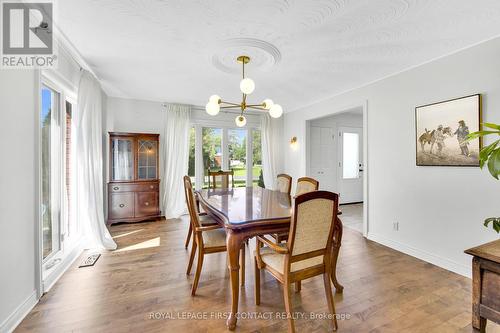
[263,99,274,110]
[209,94,221,104]
[206,102,220,116]
[235,115,247,127]
[239,78,255,95]
[269,104,283,118]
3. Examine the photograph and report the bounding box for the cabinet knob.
[145,202,149,206]
[113,187,119,190]
[150,185,154,189]
[119,204,125,208]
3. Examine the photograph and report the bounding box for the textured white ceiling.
[58,0,500,112]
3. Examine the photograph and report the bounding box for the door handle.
[119,204,125,208]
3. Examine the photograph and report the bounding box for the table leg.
[331,218,344,293]
[471,257,487,332]
[226,230,244,330]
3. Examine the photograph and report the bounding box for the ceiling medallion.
[205,55,283,127]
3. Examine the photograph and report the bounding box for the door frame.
[305,100,369,237]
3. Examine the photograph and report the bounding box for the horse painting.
[418,126,452,154]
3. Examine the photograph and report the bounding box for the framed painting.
[415,94,482,166]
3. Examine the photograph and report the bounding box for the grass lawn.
[232,165,262,178]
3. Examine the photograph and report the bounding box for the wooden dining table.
[197,186,344,330]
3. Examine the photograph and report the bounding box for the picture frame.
[415,94,482,167]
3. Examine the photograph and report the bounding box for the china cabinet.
[107,132,161,224]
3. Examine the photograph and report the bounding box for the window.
[193,125,262,189]
[188,127,196,187]
[252,129,263,187]
[64,100,77,238]
[202,127,222,187]
[41,86,61,260]
[342,132,360,179]
[228,129,247,187]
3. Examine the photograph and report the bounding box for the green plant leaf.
[484,217,500,233]
[487,148,500,179]
[479,140,500,168]
[483,123,500,130]
[466,131,500,142]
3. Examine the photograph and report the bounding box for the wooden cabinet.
[107,132,161,225]
[465,240,500,332]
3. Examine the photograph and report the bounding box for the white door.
[309,126,336,191]
[338,126,363,203]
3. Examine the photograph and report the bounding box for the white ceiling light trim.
[211,38,281,74]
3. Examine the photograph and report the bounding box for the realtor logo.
[1,0,57,68]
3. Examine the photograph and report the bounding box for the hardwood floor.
[16,217,500,332]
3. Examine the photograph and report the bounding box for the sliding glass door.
[40,82,78,273]
[41,86,61,260]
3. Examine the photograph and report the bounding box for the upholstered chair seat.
[201,228,227,248]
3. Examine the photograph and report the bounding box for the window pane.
[202,127,222,188]
[188,127,195,187]
[64,101,75,237]
[343,132,359,179]
[252,129,263,187]
[112,138,134,181]
[229,129,246,187]
[137,139,157,179]
[41,86,60,260]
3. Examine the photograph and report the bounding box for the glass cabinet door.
[111,137,134,181]
[138,139,158,180]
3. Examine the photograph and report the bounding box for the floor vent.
[79,253,101,268]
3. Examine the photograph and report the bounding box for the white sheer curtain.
[76,70,117,250]
[161,103,191,219]
[261,114,282,190]
[112,140,133,180]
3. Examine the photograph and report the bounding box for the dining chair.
[184,176,247,293]
[273,176,320,243]
[184,176,227,295]
[254,191,340,333]
[276,173,292,195]
[183,177,216,250]
[208,169,235,189]
[295,177,319,196]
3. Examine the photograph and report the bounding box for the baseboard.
[43,239,84,292]
[367,232,471,278]
[0,290,38,333]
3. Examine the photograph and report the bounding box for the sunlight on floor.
[112,229,144,239]
[115,237,160,252]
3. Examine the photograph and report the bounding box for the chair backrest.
[295,177,319,196]
[183,175,201,229]
[287,191,339,261]
[276,174,292,195]
[208,169,234,189]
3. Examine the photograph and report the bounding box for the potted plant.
[466,122,500,233]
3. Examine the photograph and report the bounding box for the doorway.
[306,104,367,235]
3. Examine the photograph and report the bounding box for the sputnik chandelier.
[205,55,283,127]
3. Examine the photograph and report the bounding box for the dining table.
[197,186,344,330]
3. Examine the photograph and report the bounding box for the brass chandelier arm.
[220,101,240,106]
[220,105,240,109]
[246,105,267,111]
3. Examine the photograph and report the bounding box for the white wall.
[283,37,500,277]
[0,70,39,331]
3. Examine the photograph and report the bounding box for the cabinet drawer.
[109,182,159,193]
[109,193,135,219]
[135,192,159,217]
